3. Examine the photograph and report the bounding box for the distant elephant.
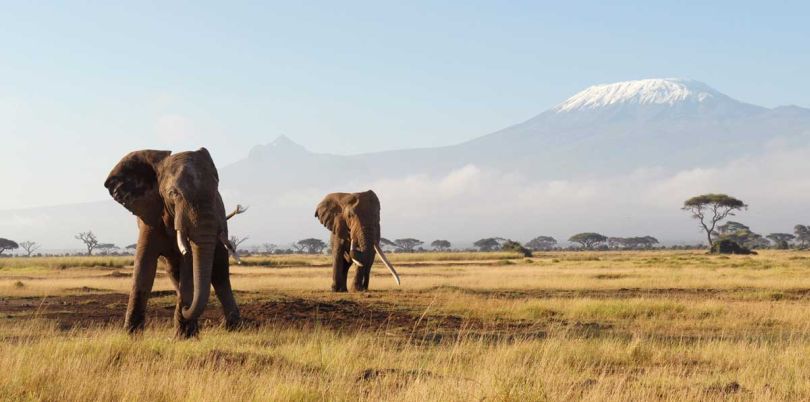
[104,148,246,338]
[315,190,400,292]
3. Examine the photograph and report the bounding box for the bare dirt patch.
[0,291,569,340]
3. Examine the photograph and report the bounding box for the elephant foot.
[223,313,242,331]
[174,304,200,339]
[175,319,200,339]
[124,313,145,334]
[331,284,348,292]
[351,285,368,292]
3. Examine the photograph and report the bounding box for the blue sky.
[1,1,808,209]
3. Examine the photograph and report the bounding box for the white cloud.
[332,145,810,244]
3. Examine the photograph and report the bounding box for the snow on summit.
[553,78,720,112]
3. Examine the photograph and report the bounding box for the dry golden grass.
[2,250,810,401]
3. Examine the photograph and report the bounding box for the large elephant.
[104,148,245,338]
[315,190,400,292]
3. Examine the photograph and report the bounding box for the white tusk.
[374,243,400,285]
[350,239,363,266]
[176,231,190,256]
[219,232,242,265]
[226,204,249,220]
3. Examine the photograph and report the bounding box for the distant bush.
[501,240,531,257]
[710,239,757,255]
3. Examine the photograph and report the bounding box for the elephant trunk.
[181,236,216,321]
[350,225,378,266]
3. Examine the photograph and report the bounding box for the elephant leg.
[352,263,371,292]
[361,262,372,290]
[125,224,161,334]
[212,243,241,330]
[163,252,191,336]
[331,237,350,292]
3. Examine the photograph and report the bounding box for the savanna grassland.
[2,250,810,401]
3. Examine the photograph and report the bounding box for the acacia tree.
[794,225,810,248]
[714,221,767,249]
[474,238,502,252]
[96,243,118,255]
[525,236,557,251]
[75,231,99,256]
[394,238,423,253]
[767,233,795,249]
[291,242,306,253]
[124,244,137,255]
[18,241,40,257]
[609,236,659,249]
[0,238,19,256]
[501,239,531,257]
[568,233,607,249]
[262,243,278,254]
[682,194,747,248]
[430,240,452,251]
[296,238,327,254]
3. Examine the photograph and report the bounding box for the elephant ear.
[315,194,354,236]
[104,150,171,225]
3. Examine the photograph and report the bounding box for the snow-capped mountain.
[554,78,727,112]
[220,77,810,204]
[457,78,809,173]
[5,78,810,249]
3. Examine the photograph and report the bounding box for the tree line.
[0,193,805,257]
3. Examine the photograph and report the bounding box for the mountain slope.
[224,78,810,186]
[5,78,810,249]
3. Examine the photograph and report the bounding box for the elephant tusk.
[374,243,400,285]
[177,231,190,256]
[350,239,363,266]
[226,204,249,220]
[219,232,242,265]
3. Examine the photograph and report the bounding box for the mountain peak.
[248,135,309,159]
[553,78,723,113]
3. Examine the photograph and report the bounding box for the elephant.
[104,148,246,338]
[315,190,400,292]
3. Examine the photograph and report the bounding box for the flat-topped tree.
[0,238,19,256]
[714,221,767,249]
[296,238,327,254]
[96,243,118,255]
[682,194,747,248]
[795,225,810,248]
[569,233,607,249]
[501,239,531,257]
[525,236,557,251]
[394,238,423,253]
[474,238,502,252]
[767,233,795,249]
[430,240,452,251]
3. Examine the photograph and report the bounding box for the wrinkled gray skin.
[315,190,384,292]
[104,148,240,338]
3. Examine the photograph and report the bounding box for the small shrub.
[710,240,756,255]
